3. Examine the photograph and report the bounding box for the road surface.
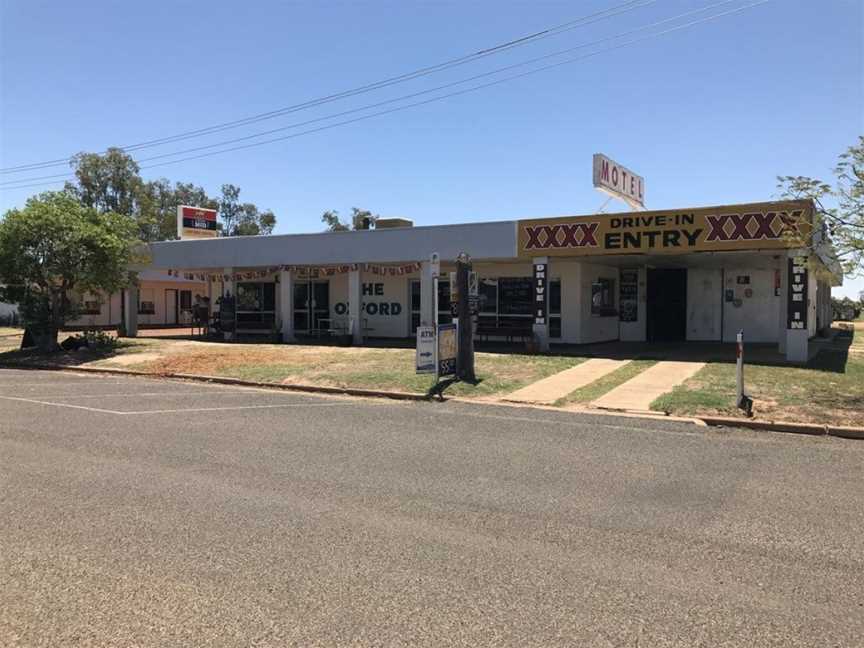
[1,368,862,647]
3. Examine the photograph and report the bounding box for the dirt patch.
[106,352,164,366]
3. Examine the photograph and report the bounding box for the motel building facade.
[104,199,840,363]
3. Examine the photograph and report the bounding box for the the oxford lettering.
[335,284,401,317]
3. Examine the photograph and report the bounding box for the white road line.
[46,391,252,400]
[122,403,350,415]
[0,381,130,387]
[0,395,348,415]
[0,395,124,414]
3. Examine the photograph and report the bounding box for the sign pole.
[736,330,753,417]
[456,254,476,383]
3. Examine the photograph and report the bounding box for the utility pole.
[455,253,475,383]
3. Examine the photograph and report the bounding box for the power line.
[0,0,741,187]
[0,0,659,174]
[0,0,770,192]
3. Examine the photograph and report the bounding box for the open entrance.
[647,268,687,342]
[293,280,330,334]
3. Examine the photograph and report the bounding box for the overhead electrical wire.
[1,0,769,192]
[1,0,751,188]
[0,0,750,188]
[0,0,659,174]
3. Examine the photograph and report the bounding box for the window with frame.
[80,297,102,315]
[236,282,276,326]
[410,280,421,333]
[591,278,616,316]
[138,301,156,315]
[549,279,561,338]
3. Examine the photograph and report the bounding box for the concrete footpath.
[592,360,705,413]
[505,358,629,405]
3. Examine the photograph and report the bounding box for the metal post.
[736,330,753,416]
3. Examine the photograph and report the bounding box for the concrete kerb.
[1,361,861,439]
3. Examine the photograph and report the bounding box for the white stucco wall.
[573,263,620,345]
[686,268,723,341]
[721,267,780,343]
[328,272,417,338]
[67,280,207,328]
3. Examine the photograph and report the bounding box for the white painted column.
[532,256,550,352]
[278,269,294,342]
[420,261,435,327]
[223,267,235,341]
[122,284,138,337]
[777,259,787,354]
[349,268,363,345]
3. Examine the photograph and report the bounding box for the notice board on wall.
[619,270,639,323]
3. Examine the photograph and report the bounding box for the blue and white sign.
[416,326,436,374]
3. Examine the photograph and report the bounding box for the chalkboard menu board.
[219,296,236,332]
[619,270,639,323]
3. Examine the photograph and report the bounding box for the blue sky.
[1,0,861,296]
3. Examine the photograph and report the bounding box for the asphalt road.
[1,368,862,647]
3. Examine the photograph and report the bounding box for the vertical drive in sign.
[787,257,808,329]
[533,262,547,325]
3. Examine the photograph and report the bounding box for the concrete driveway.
[1,368,862,647]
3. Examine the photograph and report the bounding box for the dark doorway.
[647,268,687,342]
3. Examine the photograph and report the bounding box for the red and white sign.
[592,153,645,210]
[177,205,219,239]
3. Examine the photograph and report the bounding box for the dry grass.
[94,340,584,398]
[653,326,864,427]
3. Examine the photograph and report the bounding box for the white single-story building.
[116,199,840,363]
[66,270,207,329]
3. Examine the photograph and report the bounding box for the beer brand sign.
[517,201,811,258]
[177,205,219,239]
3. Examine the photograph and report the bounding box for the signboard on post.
[429,252,441,279]
[437,322,457,378]
[415,326,436,374]
[593,153,645,210]
[177,205,219,239]
[787,256,808,330]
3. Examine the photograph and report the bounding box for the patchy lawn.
[652,330,864,427]
[9,338,584,399]
[554,360,657,407]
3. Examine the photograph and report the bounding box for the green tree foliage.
[0,192,142,350]
[218,184,276,236]
[778,136,864,276]
[831,296,861,321]
[321,207,378,231]
[64,149,274,241]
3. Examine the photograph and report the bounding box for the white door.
[165,290,177,325]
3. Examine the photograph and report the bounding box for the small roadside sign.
[415,326,436,374]
[468,271,478,297]
[429,252,441,278]
[437,322,457,378]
